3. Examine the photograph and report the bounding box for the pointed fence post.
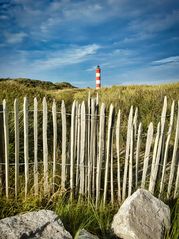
[43,97,48,195]
[133,107,138,140]
[92,99,97,199]
[141,122,153,189]
[14,99,19,198]
[159,101,175,197]
[76,104,81,193]
[110,129,114,204]
[74,101,79,177]
[87,92,91,178]
[79,102,86,195]
[150,122,160,175]
[24,97,29,198]
[149,97,167,194]
[0,104,5,195]
[122,106,133,200]
[61,100,66,189]
[104,104,114,204]
[167,101,179,198]
[70,101,76,193]
[88,99,95,199]
[34,97,38,196]
[96,103,106,206]
[128,126,134,197]
[52,99,57,193]
[116,109,121,202]
[3,100,9,198]
[135,122,142,188]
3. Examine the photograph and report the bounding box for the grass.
[1,79,179,129]
[0,78,179,238]
[165,198,179,239]
[0,189,117,238]
[0,191,178,238]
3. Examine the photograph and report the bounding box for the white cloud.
[117,32,156,44]
[152,56,179,65]
[4,32,27,44]
[0,15,9,20]
[34,44,101,70]
[128,10,179,34]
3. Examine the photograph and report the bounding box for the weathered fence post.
[159,101,175,197]
[133,107,138,140]
[87,92,91,177]
[3,100,9,199]
[88,99,95,199]
[79,101,86,195]
[150,122,160,176]
[167,101,179,198]
[104,104,114,204]
[116,109,121,202]
[61,100,67,189]
[24,97,29,198]
[149,97,167,194]
[110,129,114,204]
[92,100,97,199]
[43,97,48,195]
[96,103,106,206]
[141,122,153,189]
[75,104,81,193]
[70,101,76,194]
[14,99,19,198]
[122,106,133,200]
[34,97,38,196]
[52,99,57,193]
[135,122,142,188]
[0,104,5,195]
[74,101,79,183]
[128,126,134,197]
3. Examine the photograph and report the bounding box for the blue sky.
[0,0,179,88]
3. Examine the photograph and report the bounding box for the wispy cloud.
[152,56,179,65]
[4,32,27,44]
[128,10,179,34]
[33,44,101,70]
[0,15,9,20]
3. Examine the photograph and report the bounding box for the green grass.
[0,192,178,238]
[165,198,179,239]
[1,79,179,132]
[0,78,75,90]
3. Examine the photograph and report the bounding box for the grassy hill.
[0,78,79,110]
[1,78,178,105]
[0,78,179,128]
[0,78,76,90]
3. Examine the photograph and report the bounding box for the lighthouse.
[96,65,101,89]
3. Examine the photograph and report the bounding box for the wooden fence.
[0,95,178,205]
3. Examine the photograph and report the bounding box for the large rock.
[112,189,170,239]
[77,229,99,239]
[0,209,72,239]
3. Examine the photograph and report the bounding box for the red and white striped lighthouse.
[96,65,101,89]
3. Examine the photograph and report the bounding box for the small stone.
[77,229,99,239]
[111,189,170,239]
